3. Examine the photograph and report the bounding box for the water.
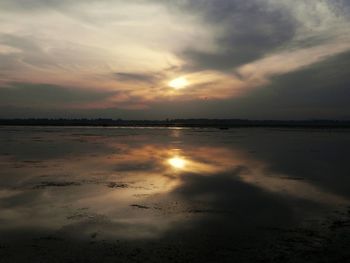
[0,127,349,262]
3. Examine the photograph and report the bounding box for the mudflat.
[0,127,349,262]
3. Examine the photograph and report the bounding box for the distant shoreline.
[0,119,350,128]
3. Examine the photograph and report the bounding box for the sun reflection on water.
[0,129,348,244]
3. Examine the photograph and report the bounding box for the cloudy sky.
[0,0,349,119]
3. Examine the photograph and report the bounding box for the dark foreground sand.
[0,205,349,263]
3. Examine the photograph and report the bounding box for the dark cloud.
[166,0,297,71]
[330,0,350,18]
[0,82,113,108]
[114,72,157,83]
[235,50,350,119]
[0,104,142,119]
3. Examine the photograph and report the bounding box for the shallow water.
[0,127,349,262]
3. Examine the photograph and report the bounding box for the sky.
[0,0,350,119]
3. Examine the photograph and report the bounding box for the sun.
[168,77,188,90]
[168,156,186,169]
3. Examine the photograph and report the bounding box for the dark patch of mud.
[130,204,150,209]
[106,182,128,189]
[33,181,81,189]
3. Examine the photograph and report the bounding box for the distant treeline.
[0,119,350,128]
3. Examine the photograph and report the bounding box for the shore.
[1,119,350,129]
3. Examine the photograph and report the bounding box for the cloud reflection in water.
[0,127,349,244]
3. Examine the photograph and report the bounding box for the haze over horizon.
[1,0,350,119]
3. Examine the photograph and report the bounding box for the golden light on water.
[168,77,188,90]
[168,156,187,169]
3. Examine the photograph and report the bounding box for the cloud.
[0,34,58,71]
[2,46,349,120]
[165,0,350,72]
[0,0,350,118]
[0,82,114,109]
[0,0,93,11]
[114,72,157,84]
[243,50,350,119]
[172,0,297,71]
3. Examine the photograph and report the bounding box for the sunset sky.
[0,0,350,119]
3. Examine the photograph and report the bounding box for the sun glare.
[168,156,186,169]
[168,77,188,90]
